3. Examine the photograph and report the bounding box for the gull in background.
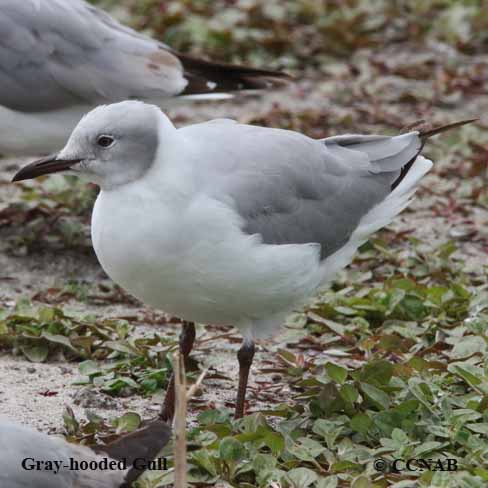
[0,415,171,487]
[0,0,289,156]
[12,101,474,420]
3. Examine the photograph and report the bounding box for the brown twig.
[186,368,209,400]
[174,351,187,488]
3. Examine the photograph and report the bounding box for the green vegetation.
[91,0,488,70]
[0,300,177,395]
[2,175,96,254]
[2,235,486,486]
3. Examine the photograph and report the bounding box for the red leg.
[234,339,255,419]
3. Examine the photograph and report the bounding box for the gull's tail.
[175,52,292,98]
[318,118,477,283]
[392,118,477,190]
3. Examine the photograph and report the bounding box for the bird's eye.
[97,135,115,148]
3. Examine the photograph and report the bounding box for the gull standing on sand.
[12,101,473,419]
[0,0,288,156]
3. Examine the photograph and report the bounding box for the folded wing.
[0,0,289,113]
[187,123,424,260]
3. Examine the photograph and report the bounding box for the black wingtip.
[175,51,292,95]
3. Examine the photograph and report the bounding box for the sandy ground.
[0,62,487,435]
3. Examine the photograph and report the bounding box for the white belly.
[91,185,322,330]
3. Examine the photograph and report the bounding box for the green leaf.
[340,384,359,404]
[197,408,231,426]
[0,321,8,335]
[316,476,339,488]
[361,360,394,386]
[399,294,426,320]
[389,278,417,292]
[395,399,420,416]
[392,427,409,441]
[219,437,246,462]
[330,460,363,473]
[350,413,373,435]
[465,423,488,434]
[264,432,284,455]
[38,307,57,323]
[408,356,431,372]
[414,441,444,456]
[239,413,268,433]
[252,454,278,484]
[62,406,79,435]
[287,467,318,488]
[360,382,390,410]
[191,449,218,476]
[473,468,488,481]
[21,343,49,362]
[113,412,141,434]
[41,331,80,355]
[207,423,232,439]
[308,313,345,335]
[277,349,297,365]
[103,376,138,394]
[316,383,342,415]
[351,476,372,488]
[86,411,103,425]
[287,437,326,461]
[192,430,218,446]
[448,363,483,387]
[252,453,277,473]
[451,283,470,299]
[234,431,263,444]
[408,378,434,408]
[325,362,348,384]
[104,340,139,356]
[450,336,486,359]
[334,306,358,316]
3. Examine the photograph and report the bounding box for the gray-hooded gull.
[12,101,474,419]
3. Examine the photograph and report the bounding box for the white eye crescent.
[97,134,115,148]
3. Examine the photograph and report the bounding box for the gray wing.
[184,123,421,260]
[0,0,186,112]
[0,417,125,488]
[0,0,289,113]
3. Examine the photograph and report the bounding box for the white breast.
[91,182,322,333]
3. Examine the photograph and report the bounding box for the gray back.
[179,121,421,260]
[0,0,185,112]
